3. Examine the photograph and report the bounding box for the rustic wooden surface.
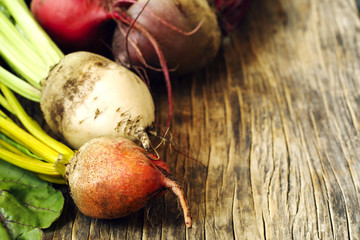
[43,0,360,239]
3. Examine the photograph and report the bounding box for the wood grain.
[43,0,360,239]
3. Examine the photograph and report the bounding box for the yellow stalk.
[0,109,14,123]
[36,174,67,185]
[0,147,60,176]
[0,94,13,114]
[0,139,28,157]
[0,115,60,163]
[0,84,74,157]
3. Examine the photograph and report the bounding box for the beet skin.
[65,137,192,228]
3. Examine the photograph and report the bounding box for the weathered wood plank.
[43,0,360,239]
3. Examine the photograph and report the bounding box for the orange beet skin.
[65,137,191,228]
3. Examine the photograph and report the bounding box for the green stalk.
[1,0,63,67]
[0,0,63,95]
[0,66,41,102]
[0,10,47,80]
[0,33,43,88]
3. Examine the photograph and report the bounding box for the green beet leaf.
[0,159,64,240]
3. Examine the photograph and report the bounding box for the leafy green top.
[0,159,64,240]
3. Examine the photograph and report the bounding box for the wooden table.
[44,0,360,239]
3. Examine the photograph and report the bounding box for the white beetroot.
[65,137,192,228]
[41,51,155,149]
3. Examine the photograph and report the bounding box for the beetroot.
[40,51,156,150]
[65,137,192,228]
[30,0,251,74]
[112,0,221,75]
[30,0,115,54]
[30,0,251,129]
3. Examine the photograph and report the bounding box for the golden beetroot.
[66,137,192,228]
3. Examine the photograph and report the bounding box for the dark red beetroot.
[111,0,252,74]
[65,137,192,228]
[112,0,221,75]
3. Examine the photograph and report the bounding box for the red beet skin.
[30,0,114,53]
[65,137,192,228]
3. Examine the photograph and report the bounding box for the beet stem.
[124,0,150,69]
[163,177,192,228]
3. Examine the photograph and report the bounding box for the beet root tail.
[163,177,192,228]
